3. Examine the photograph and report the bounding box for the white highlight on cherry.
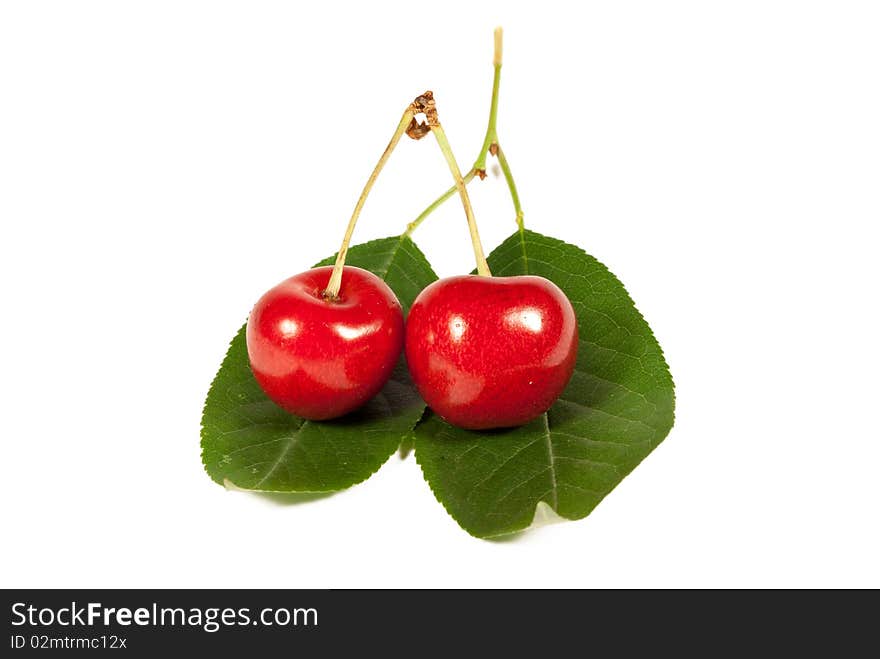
[278,319,300,338]
[506,308,543,333]
[334,322,380,341]
[449,315,467,342]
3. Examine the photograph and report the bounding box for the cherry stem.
[431,122,492,276]
[410,91,491,276]
[404,169,475,236]
[494,144,524,231]
[405,27,524,237]
[324,106,417,300]
[474,28,503,173]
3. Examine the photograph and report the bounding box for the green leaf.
[201,236,437,492]
[414,229,675,537]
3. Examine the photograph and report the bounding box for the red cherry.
[246,265,404,420]
[405,275,578,430]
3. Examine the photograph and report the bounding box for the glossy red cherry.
[246,265,404,420]
[405,275,578,430]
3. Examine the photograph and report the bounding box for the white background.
[2,1,878,588]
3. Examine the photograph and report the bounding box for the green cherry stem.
[413,91,491,277]
[432,123,492,276]
[404,27,524,237]
[494,143,524,231]
[324,105,417,300]
[474,27,503,173]
[404,169,475,236]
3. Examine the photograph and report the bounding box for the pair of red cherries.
[246,265,578,430]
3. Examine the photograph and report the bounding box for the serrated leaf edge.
[413,229,676,538]
[201,235,436,493]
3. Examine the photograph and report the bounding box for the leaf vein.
[464,435,545,501]
[252,422,310,488]
[542,414,559,509]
